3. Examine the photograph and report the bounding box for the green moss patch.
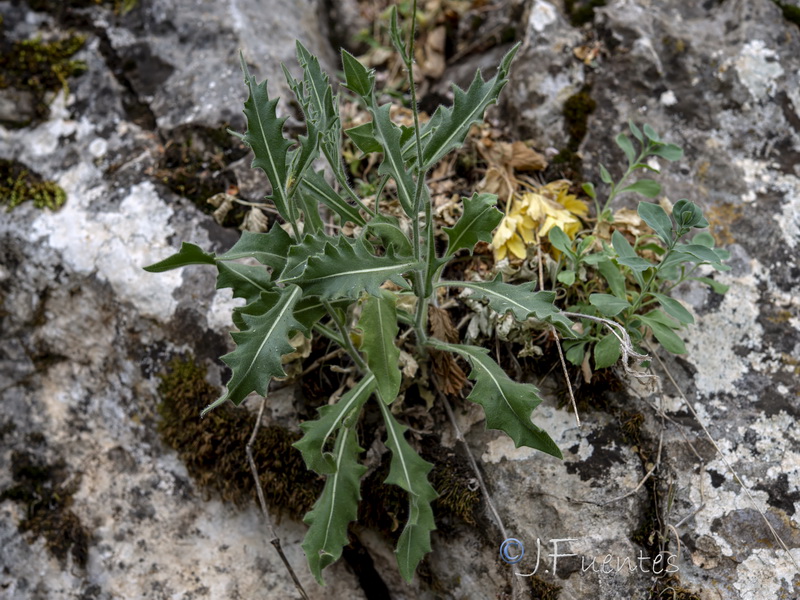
[0,450,90,568]
[157,356,321,517]
[1,158,66,211]
[0,27,87,126]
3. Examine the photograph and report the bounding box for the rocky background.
[1,0,799,599]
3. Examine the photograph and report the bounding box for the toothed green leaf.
[421,44,519,169]
[294,375,376,474]
[218,225,292,273]
[143,242,216,272]
[371,103,417,216]
[216,262,274,302]
[344,122,383,154]
[439,276,574,334]
[299,170,366,226]
[239,53,293,221]
[286,236,419,300]
[427,341,562,458]
[377,401,437,582]
[202,285,304,415]
[358,292,401,404]
[443,192,503,257]
[302,426,366,584]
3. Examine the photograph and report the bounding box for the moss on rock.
[0,26,87,126]
[1,158,66,211]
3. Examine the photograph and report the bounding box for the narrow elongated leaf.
[294,375,376,474]
[638,202,673,244]
[443,192,503,256]
[651,293,694,324]
[440,277,573,332]
[216,262,274,302]
[611,231,645,286]
[202,285,304,415]
[300,170,366,226]
[597,259,627,300]
[651,143,683,161]
[341,48,374,97]
[677,244,731,270]
[358,293,401,403]
[288,237,419,300]
[643,124,661,142]
[218,225,292,272]
[302,426,366,584]
[619,179,661,198]
[599,164,612,184]
[615,133,636,166]
[371,103,417,216]
[589,293,630,316]
[428,341,562,458]
[143,242,215,272]
[640,315,686,354]
[377,401,437,582]
[239,53,293,220]
[692,276,729,294]
[616,256,653,272]
[421,43,519,169]
[628,120,643,142]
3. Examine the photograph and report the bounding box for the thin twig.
[552,327,580,427]
[649,344,800,572]
[246,396,310,600]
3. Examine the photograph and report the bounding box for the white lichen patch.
[683,270,763,396]
[31,179,182,320]
[733,40,784,100]
[528,0,558,33]
[208,287,245,334]
[734,548,800,600]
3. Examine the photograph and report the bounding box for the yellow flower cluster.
[491,180,588,261]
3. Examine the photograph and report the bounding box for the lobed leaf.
[202,285,305,415]
[216,262,274,302]
[294,375,376,474]
[239,53,293,221]
[300,170,366,226]
[302,426,367,584]
[377,401,438,582]
[440,276,573,333]
[442,192,503,257]
[420,43,519,169]
[371,103,417,216]
[287,236,419,300]
[428,341,562,458]
[218,225,292,272]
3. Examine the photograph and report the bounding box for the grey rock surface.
[1,0,799,599]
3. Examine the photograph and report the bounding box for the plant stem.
[323,300,367,371]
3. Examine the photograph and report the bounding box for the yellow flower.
[491,214,527,261]
[490,180,588,262]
